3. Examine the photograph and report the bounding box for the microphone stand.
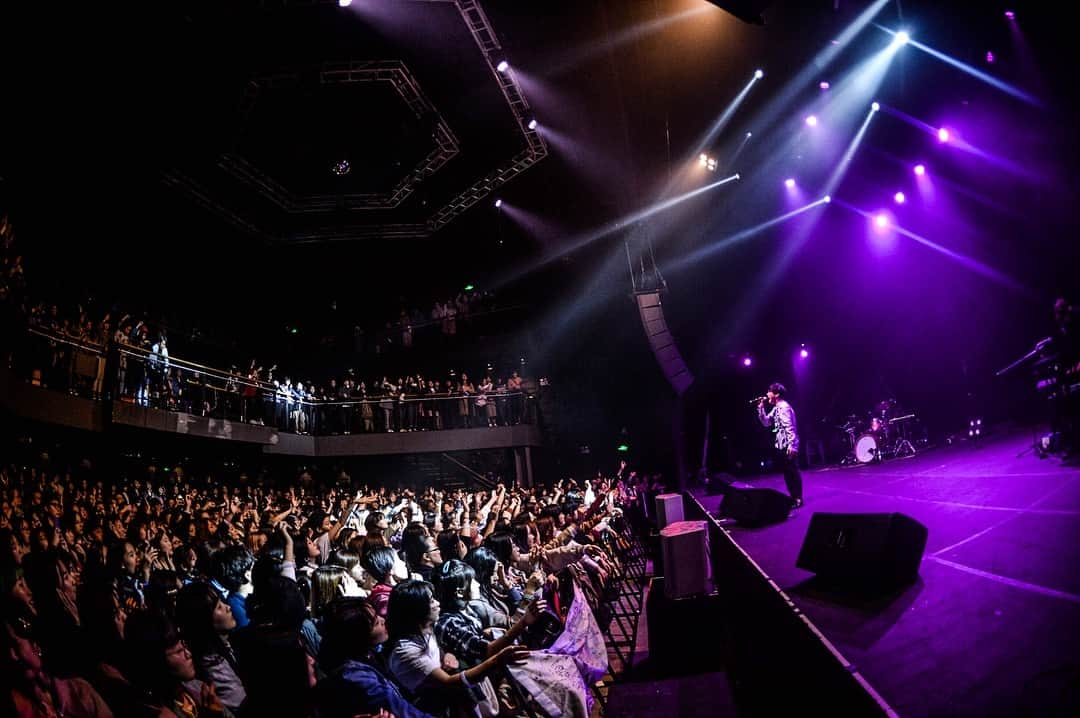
[995,338,1051,377]
[996,337,1052,458]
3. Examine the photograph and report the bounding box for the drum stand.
[889,437,916,458]
[840,427,859,465]
[885,415,918,459]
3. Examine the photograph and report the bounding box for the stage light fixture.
[799,345,809,359]
[937,127,950,142]
[894,30,910,45]
[338,0,352,6]
[494,198,503,208]
[742,356,753,367]
[894,191,906,204]
[755,69,765,79]
[874,213,889,229]
[784,178,796,188]
[823,195,831,203]
[871,101,880,112]
[914,164,926,176]
[1004,10,1015,20]
[819,81,830,90]
[985,51,995,64]
[805,115,818,127]
[746,131,753,137]
[496,60,509,73]
[527,118,538,130]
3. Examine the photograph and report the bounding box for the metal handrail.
[27,324,537,410]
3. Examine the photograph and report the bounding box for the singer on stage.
[757,382,803,509]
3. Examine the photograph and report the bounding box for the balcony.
[3,327,545,464]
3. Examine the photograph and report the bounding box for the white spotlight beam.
[696,73,762,158]
[737,0,891,141]
[491,174,741,290]
[546,5,710,78]
[874,24,1042,107]
[822,104,878,198]
[667,198,829,273]
[650,72,762,203]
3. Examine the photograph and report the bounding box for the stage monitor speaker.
[660,520,710,599]
[796,512,928,587]
[655,493,684,529]
[705,472,736,495]
[718,486,791,527]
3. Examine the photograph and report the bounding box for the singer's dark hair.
[769,382,786,396]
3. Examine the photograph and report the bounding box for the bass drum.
[854,432,882,464]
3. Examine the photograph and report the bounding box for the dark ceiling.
[1,1,1078,421]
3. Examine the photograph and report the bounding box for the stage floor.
[689,431,1080,718]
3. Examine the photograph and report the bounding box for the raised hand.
[523,597,548,625]
[442,652,460,672]
[497,644,531,666]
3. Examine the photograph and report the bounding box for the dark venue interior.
[0,1,1077,716]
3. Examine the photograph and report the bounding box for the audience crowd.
[1,437,651,717]
[0,214,537,435]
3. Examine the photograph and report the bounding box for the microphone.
[749,396,767,405]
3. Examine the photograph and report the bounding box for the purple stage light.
[894,191,906,204]
[986,51,995,64]
[799,347,809,359]
[914,164,926,176]
[742,356,753,367]
[937,127,950,143]
[819,81,830,90]
[805,115,818,127]
[1005,10,1015,20]
[784,178,796,189]
[494,198,502,208]
[874,213,889,229]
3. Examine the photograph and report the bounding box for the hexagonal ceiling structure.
[161,0,545,243]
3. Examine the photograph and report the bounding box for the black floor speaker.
[718,487,791,526]
[796,512,928,587]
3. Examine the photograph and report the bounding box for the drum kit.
[840,399,918,465]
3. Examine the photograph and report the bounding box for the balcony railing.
[11,326,538,436]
